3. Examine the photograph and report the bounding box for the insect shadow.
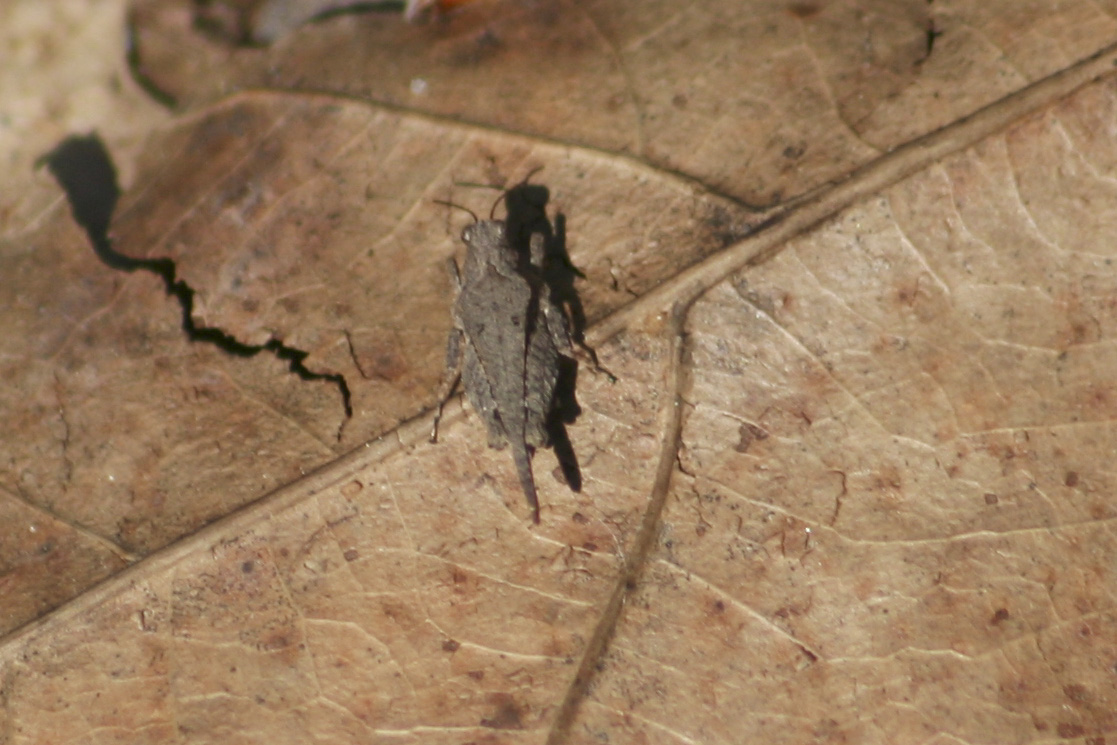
[499,178,589,493]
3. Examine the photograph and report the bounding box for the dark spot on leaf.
[702,204,750,249]
[480,694,525,729]
[1063,683,1090,703]
[1057,723,1085,739]
[787,3,822,19]
[736,422,769,453]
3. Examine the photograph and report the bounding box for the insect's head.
[434,198,512,266]
[462,219,505,248]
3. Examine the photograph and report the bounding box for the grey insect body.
[442,216,574,523]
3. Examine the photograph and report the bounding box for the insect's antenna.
[433,199,479,223]
[489,190,508,220]
[452,180,502,191]
[443,165,548,219]
[491,165,545,218]
[518,165,545,186]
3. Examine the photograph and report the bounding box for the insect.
[431,186,577,523]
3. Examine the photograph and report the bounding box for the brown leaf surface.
[128,0,1117,205]
[4,0,1117,743]
[1,88,745,632]
[584,92,1117,741]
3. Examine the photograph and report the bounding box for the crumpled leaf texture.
[4,2,1117,743]
[127,0,1117,205]
[0,92,747,633]
[581,85,1117,742]
[3,323,673,741]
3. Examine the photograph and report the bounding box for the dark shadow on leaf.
[500,176,593,493]
[548,356,582,492]
[40,133,353,422]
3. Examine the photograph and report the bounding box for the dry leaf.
[3,0,1117,742]
[127,0,1117,204]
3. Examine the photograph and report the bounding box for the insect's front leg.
[430,259,465,443]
